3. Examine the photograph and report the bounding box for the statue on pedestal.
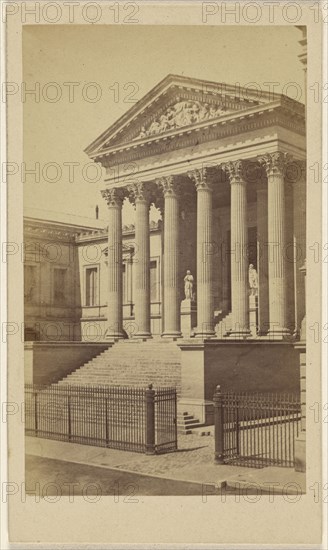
[184,270,194,301]
[248,264,258,296]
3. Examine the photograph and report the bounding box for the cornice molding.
[96,107,305,169]
[76,220,161,243]
[24,223,80,241]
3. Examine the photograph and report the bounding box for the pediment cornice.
[94,101,305,169]
[85,74,304,162]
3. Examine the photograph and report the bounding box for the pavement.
[26,433,306,495]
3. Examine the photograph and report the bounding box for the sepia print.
[3,2,325,547]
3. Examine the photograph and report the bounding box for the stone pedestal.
[178,340,214,425]
[180,299,197,338]
[294,262,306,472]
[249,294,258,338]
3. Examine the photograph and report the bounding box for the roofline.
[84,74,293,157]
[87,97,305,160]
[24,216,106,233]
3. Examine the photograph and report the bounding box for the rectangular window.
[85,267,98,306]
[24,265,37,303]
[54,268,66,304]
[150,260,158,302]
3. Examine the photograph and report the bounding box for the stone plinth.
[180,299,197,338]
[178,340,213,425]
[249,294,258,338]
[294,340,306,472]
[178,339,300,426]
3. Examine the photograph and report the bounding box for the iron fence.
[214,386,301,468]
[25,383,177,454]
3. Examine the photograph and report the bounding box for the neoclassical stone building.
[85,74,306,342]
[24,74,307,440]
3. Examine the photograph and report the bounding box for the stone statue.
[184,270,194,300]
[248,264,258,296]
[135,99,229,140]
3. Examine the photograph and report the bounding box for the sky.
[23,25,304,225]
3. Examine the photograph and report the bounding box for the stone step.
[177,417,199,428]
[176,411,202,434]
[55,340,182,393]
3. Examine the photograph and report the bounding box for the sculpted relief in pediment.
[134,100,228,140]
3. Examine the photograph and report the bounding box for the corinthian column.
[256,187,269,334]
[128,182,152,339]
[293,161,306,338]
[101,188,125,339]
[222,160,251,337]
[156,176,181,338]
[188,168,215,338]
[259,152,291,337]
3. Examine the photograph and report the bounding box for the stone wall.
[204,340,300,399]
[25,342,111,385]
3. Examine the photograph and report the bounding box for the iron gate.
[214,386,301,468]
[155,387,178,453]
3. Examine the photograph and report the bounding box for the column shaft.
[189,169,215,337]
[158,177,181,338]
[293,163,306,337]
[260,152,290,337]
[223,161,250,337]
[134,196,151,338]
[101,188,124,339]
[257,188,269,334]
[285,183,295,331]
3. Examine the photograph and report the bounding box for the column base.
[105,328,125,340]
[194,330,216,339]
[224,329,252,339]
[161,331,182,340]
[105,333,125,341]
[257,329,269,337]
[134,332,152,340]
[267,328,292,340]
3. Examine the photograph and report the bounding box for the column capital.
[101,187,125,208]
[155,175,179,197]
[221,159,247,184]
[187,168,212,191]
[127,182,152,205]
[258,152,292,177]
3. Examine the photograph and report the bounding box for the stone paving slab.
[26,435,305,492]
[225,467,306,494]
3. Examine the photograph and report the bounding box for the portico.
[86,75,306,342]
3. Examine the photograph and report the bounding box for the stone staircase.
[56,339,182,395]
[215,311,233,338]
[176,411,203,434]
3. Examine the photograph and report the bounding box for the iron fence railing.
[25,383,177,454]
[213,386,301,468]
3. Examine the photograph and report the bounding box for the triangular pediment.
[85,74,297,158]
